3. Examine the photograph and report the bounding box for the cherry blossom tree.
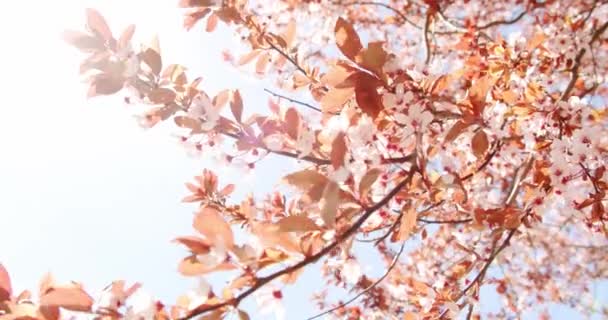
[2,0,608,319]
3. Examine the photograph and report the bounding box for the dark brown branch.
[561,20,608,101]
[424,12,433,64]
[418,217,472,224]
[477,10,527,29]
[306,241,406,320]
[266,41,308,76]
[181,169,416,319]
[460,141,502,181]
[339,1,424,30]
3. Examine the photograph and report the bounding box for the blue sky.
[0,1,606,319]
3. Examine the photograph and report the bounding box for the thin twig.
[181,169,416,320]
[307,241,407,320]
[264,88,322,113]
[418,217,472,224]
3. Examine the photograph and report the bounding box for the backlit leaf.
[85,8,112,41]
[193,206,235,249]
[40,287,94,312]
[334,17,363,60]
[330,132,347,169]
[359,168,382,199]
[230,90,243,123]
[0,264,11,301]
[320,181,340,227]
[277,215,320,232]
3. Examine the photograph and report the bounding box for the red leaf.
[148,88,176,104]
[88,74,124,97]
[230,90,243,123]
[0,264,12,301]
[118,24,136,50]
[206,13,219,32]
[334,17,363,60]
[184,8,212,31]
[85,8,113,41]
[40,287,94,312]
[178,0,218,7]
[355,82,383,119]
[62,30,104,52]
[193,206,235,249]
[284,108,300,140]
[471,130,489,158]
[141,48,162,76]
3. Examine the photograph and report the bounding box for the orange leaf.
[178,255,235,276]
[330,132,347,169]
[355,41,388,78]
[173,236,212,254]
[255,52,271,75]
[277,215,320,232]
[238,50,262,66]
[282,170,329,192]
[320,181,340,227]
[193,206,235,250]
[444,120,471,143]
[251,222,301,253]
[471,130,489,158]
[394,206,417,241]
[320,87,354,114]
[283,20,297,48]
[40,287,94,312]
[469,74,496,116]
[284,107,300,140]
[334,17,363,60]
[0,264,12,301]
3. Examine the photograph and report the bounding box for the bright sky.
[0,1,606,319]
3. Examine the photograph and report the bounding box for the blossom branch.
[181,168,416,319]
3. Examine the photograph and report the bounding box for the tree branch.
[181,169,416,319]
[560,20,608,101]
[306,241,406,320]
